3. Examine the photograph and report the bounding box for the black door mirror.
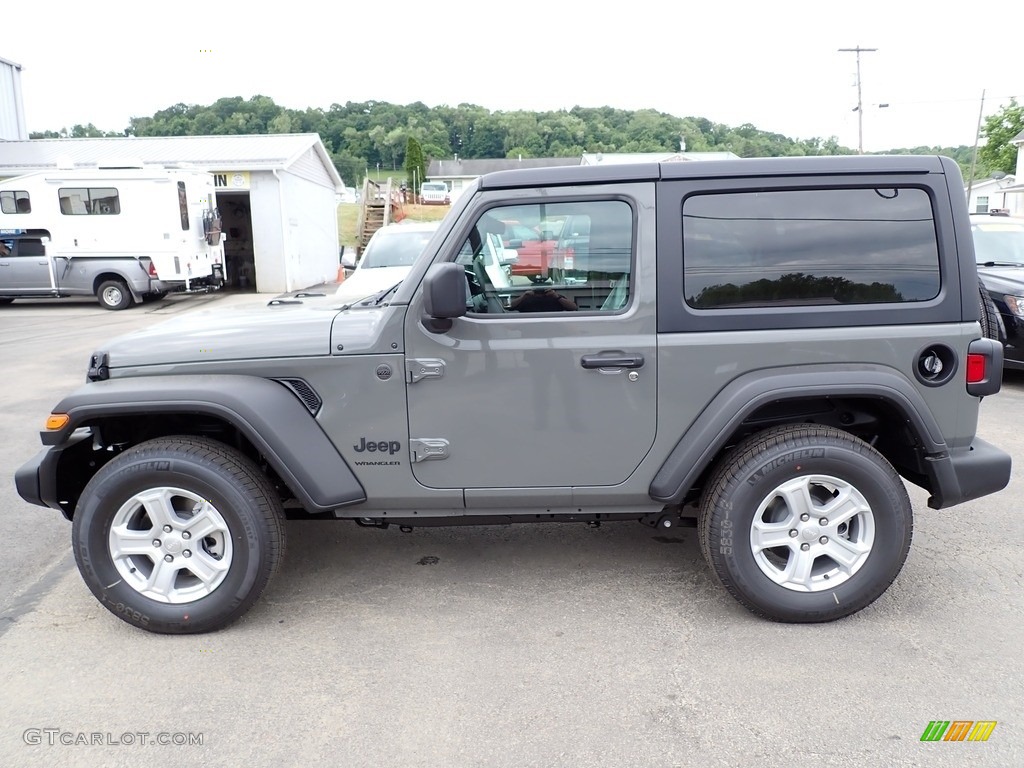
[422,263,467,333]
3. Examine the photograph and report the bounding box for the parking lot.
[1,295,1022,767]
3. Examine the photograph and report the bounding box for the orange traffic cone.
[337,264,346,284]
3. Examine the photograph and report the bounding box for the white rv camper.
[0,164,225,309]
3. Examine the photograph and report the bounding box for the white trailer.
[0,164,225,309]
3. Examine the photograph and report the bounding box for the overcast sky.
[4,0,1021,153]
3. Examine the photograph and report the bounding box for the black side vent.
[274,378,323,415]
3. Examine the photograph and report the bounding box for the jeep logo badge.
[375,364,392,381]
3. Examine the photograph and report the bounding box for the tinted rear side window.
[683,187,940,309]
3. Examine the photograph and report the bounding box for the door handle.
[580,352,645,369]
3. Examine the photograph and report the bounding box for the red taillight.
[147,261,158,277]
[966,353,986,384]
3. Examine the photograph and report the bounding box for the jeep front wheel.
[72,436,286,633]
[698,424,912,622]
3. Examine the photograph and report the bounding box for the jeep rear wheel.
[698,424,912,622]
[72,436,286,633]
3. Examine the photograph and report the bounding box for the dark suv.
[973,212,1024,368]
[15,155,1011,634]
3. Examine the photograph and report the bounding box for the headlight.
[1003,295,1024,317]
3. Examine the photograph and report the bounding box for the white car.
[337,222,440,303]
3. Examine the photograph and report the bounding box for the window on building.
[178,182,190,230]
[683,187,940,308]
[976,196,989,214]
[1,190,31,214]
[58,188,120,215]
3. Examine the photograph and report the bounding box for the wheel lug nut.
[152,539,161,547]
[800,514,810,522]
[163,525,173,533]
[819,518,828,526]
[800,543,810,551]
[819,536,828,544]
[183,550,191,558]
[789,529,798,538]
[182,531,191,540]
[163,554,173,562]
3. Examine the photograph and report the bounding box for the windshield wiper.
[372,281,403,305]
[977,261,1024,267]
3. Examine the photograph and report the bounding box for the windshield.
[422,183,447,192]
[360,228,435,269]
[973,220,1024,265]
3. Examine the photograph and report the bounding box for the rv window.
[58,188,121,216]
[177,182,190,231]
[1,191,31,214]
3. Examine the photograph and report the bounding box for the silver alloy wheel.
[107,487,233,604]
[102,284,124,307]
[749,474,875,592]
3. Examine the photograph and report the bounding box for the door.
[0,238,53,293]
[403,190,657,493]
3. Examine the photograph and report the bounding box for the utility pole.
[839,45,878,154]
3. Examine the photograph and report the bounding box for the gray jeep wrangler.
[15,155,1011,633]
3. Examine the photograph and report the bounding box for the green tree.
[404,136,427,193]
[980,99,1024,175]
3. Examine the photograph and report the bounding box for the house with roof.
[0,133,343,293]
[977,129,1024,216]
[427,150,740,203]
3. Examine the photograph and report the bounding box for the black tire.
[978,279,1003,342]
[72,436,286,634]
[96,279,133,310]
[698,424,912,623]
[142,291,168,302]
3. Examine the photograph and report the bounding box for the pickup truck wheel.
[698,424,912,623]
[72,436,286,634]
[97,279,133,310]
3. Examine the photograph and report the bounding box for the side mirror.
[421,262,467,333]
[340,248,356,270]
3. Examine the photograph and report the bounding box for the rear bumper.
[925,437,1012,509]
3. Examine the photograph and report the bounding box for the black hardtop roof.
[478,154,950,191]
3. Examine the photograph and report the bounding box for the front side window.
[59,187,120,215]
[457,199,634,314]
[683,187,940,309]
[1,190,31,214]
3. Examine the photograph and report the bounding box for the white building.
[965,174,1022,217]
[0,133,343,293]
[0,55,28,141]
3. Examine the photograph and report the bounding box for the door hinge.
[407,358,445,383]
[410,438,450,463]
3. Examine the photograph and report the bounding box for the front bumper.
[15,429,93,520]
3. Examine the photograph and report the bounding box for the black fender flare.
[41,374,366,512]
[649,364,948,504]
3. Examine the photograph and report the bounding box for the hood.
[978,265,1024,294]
[101,298,345,370]
[335,266,412,302]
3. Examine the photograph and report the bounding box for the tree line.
[30,96,1021,185]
